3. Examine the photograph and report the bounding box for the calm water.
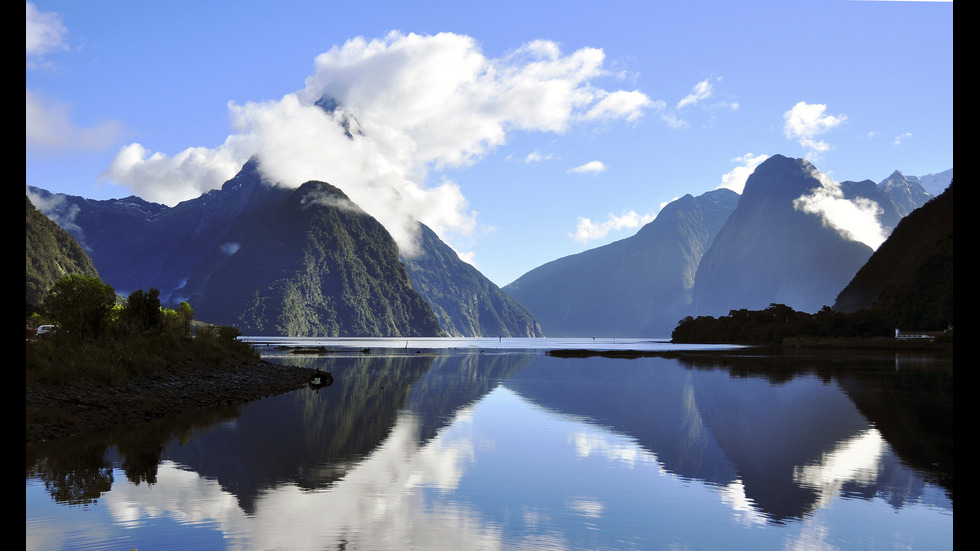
[26,339,953,550]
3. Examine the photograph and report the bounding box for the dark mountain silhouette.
[25,195,100,307]
[692,155,874,316]
[27,159,539,337]
[504,189,738,337]
[833,180,953,330]
[916,168,953,197]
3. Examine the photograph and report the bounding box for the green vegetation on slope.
[26,196,99,308]
[199,181,443,337]
[402,223,543,337]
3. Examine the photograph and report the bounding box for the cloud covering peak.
[100,31,653,257]
[793,166,887,250]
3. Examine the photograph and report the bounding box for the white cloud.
[25,4,124,153]
[665,77,736,128]
[570,209,656,244]
[101,141,253,207]
[26,2,66,61]
[676,79,713,110]
[524,150,557,163]
[99,31,654,256]
[661,112,689,130]
[782,101,847,160]
[25,2,122,153]
[453,249,478,267]
[26,89,123,153]
[793,166,888,250]
[567,160,607,175]
[586,90,655,122]
[892,132,912,145]
[27,188,86,246]
[717,153,769,194]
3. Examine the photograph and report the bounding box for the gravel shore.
[25,359,316,446]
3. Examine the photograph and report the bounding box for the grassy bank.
[26,324,258,386]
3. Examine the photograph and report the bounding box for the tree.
[43,274,117,340]
[175,301,194,335]
[121,288,163,334]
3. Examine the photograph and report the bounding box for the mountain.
[833,180,953,329]
[839,179,903,231]
[402,224,543,337]
[28,159,282,304]
[878,170,934,218]
[915,168,953,197]
[25,195,100,307]
[310,95,542,336]
[192,179,443,336]
[503,189,738,337]
[27,160,539,337]
[28,170,439,337]
[691,155,875,316]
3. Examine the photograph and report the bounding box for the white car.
[35,325,58,336]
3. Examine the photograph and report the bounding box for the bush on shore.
[26,275,257,385]
[671,302,953,346]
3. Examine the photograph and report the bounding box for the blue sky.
[26,0,953,287]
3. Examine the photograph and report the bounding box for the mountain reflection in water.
[26,345,952,550]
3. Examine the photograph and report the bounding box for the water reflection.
[27,349,952,550]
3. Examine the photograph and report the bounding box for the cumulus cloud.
[100,31,654,257]
[568,160,607,175]
[570,209,656,244]
[717,153,769,194]
[793,166,888,250]
[783,101,847,160]
[101,141,253,206]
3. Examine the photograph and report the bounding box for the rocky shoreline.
[25,358,316,446]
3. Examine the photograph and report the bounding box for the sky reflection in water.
[26,345,953,550]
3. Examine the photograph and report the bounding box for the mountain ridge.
[25,195,100,307]
[504,188,739,337]
[833,180,953,328]
[27,159,540,337]
[691,155,875,316]
[28,153,949,338]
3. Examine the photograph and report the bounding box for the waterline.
[237,336,745,354]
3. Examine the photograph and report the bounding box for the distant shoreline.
[780,336,953,351]
[548,336,952,358]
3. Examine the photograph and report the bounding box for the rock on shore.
[26,359,316,445]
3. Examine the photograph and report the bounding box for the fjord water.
[26,340,953,550]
